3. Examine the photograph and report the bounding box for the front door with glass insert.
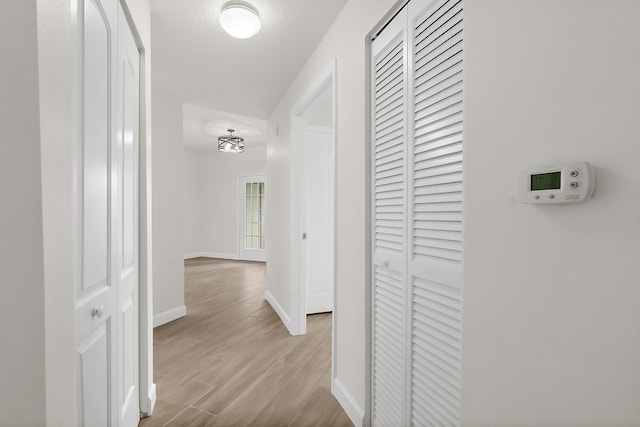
[239,176,266,261]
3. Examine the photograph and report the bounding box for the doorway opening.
[290,58,337,386]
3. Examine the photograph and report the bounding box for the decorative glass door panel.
[245,181,265,250]
[239,176,266,261]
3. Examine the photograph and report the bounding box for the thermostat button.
[570,170,579,177]
[570,181,579,189]
[549,194,555,199]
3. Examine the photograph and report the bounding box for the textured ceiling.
[150,0,348,120]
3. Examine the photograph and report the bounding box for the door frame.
[117,0,155,416]
[289,58,337,385]
[238,175,267,262]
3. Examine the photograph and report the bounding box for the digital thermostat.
[519,162,595,204]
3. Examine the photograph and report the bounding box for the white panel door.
[74,0,140,425]
[304,126,334,314]
[74,0,117,425]
[116,3,140,426]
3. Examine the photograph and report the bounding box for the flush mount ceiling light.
[218,128,245,153]
[219,2,261,39]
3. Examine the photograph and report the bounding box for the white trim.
[333,378,364,427]
[118,0,154,418]
[265,290,301,336]
[141,383,156,417]
[153,305,186,328]
[184,252,238,260]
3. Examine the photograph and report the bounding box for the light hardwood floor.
[139,257,352,427]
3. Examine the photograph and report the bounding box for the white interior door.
[74,1,139,425]
[74,0,118,425]
[304,126,335,314]
[371,13,408,426]
[239,176,266,262]
[406,1,464,425]
[116,3,140,426]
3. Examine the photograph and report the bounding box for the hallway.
[140,258,351,426]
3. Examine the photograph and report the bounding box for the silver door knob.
[92,306,104,319]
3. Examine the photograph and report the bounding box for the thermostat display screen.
[531,171,561,191]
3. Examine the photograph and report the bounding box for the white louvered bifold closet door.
[371,0,463,426]
[407,0,464,425]
[371,13,409,427]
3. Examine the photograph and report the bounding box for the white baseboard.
[265,290,299,336]
[333,378,364,427]
[153,305,186,328]
[142,383,156,417]
[184,251,238,260]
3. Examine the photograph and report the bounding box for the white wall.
[183,146,266,258]
[152,87,185,319]
[462,1,640,425]
[37,0,77,421]
[183,148,205,254]
[0,0,46,424]
[266,0,397,420]
[304,85,333,127]
[37,0,154,423]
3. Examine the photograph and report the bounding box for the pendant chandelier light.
[218,128,245,153]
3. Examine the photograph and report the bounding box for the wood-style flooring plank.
[139,258,351,427]
[164,380,214,408]
[288,385,354,427]
[138,399,184,427]
[205,362,301,426]
[164,407,216,427]
[247,332,332,426]
[193,333,301,414]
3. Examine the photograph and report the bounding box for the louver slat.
[409,0,463,425]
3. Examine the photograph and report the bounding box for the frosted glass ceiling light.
[219,2,261,39]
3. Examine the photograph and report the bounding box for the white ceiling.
[150,0,348,120]
[182,103,268,150]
